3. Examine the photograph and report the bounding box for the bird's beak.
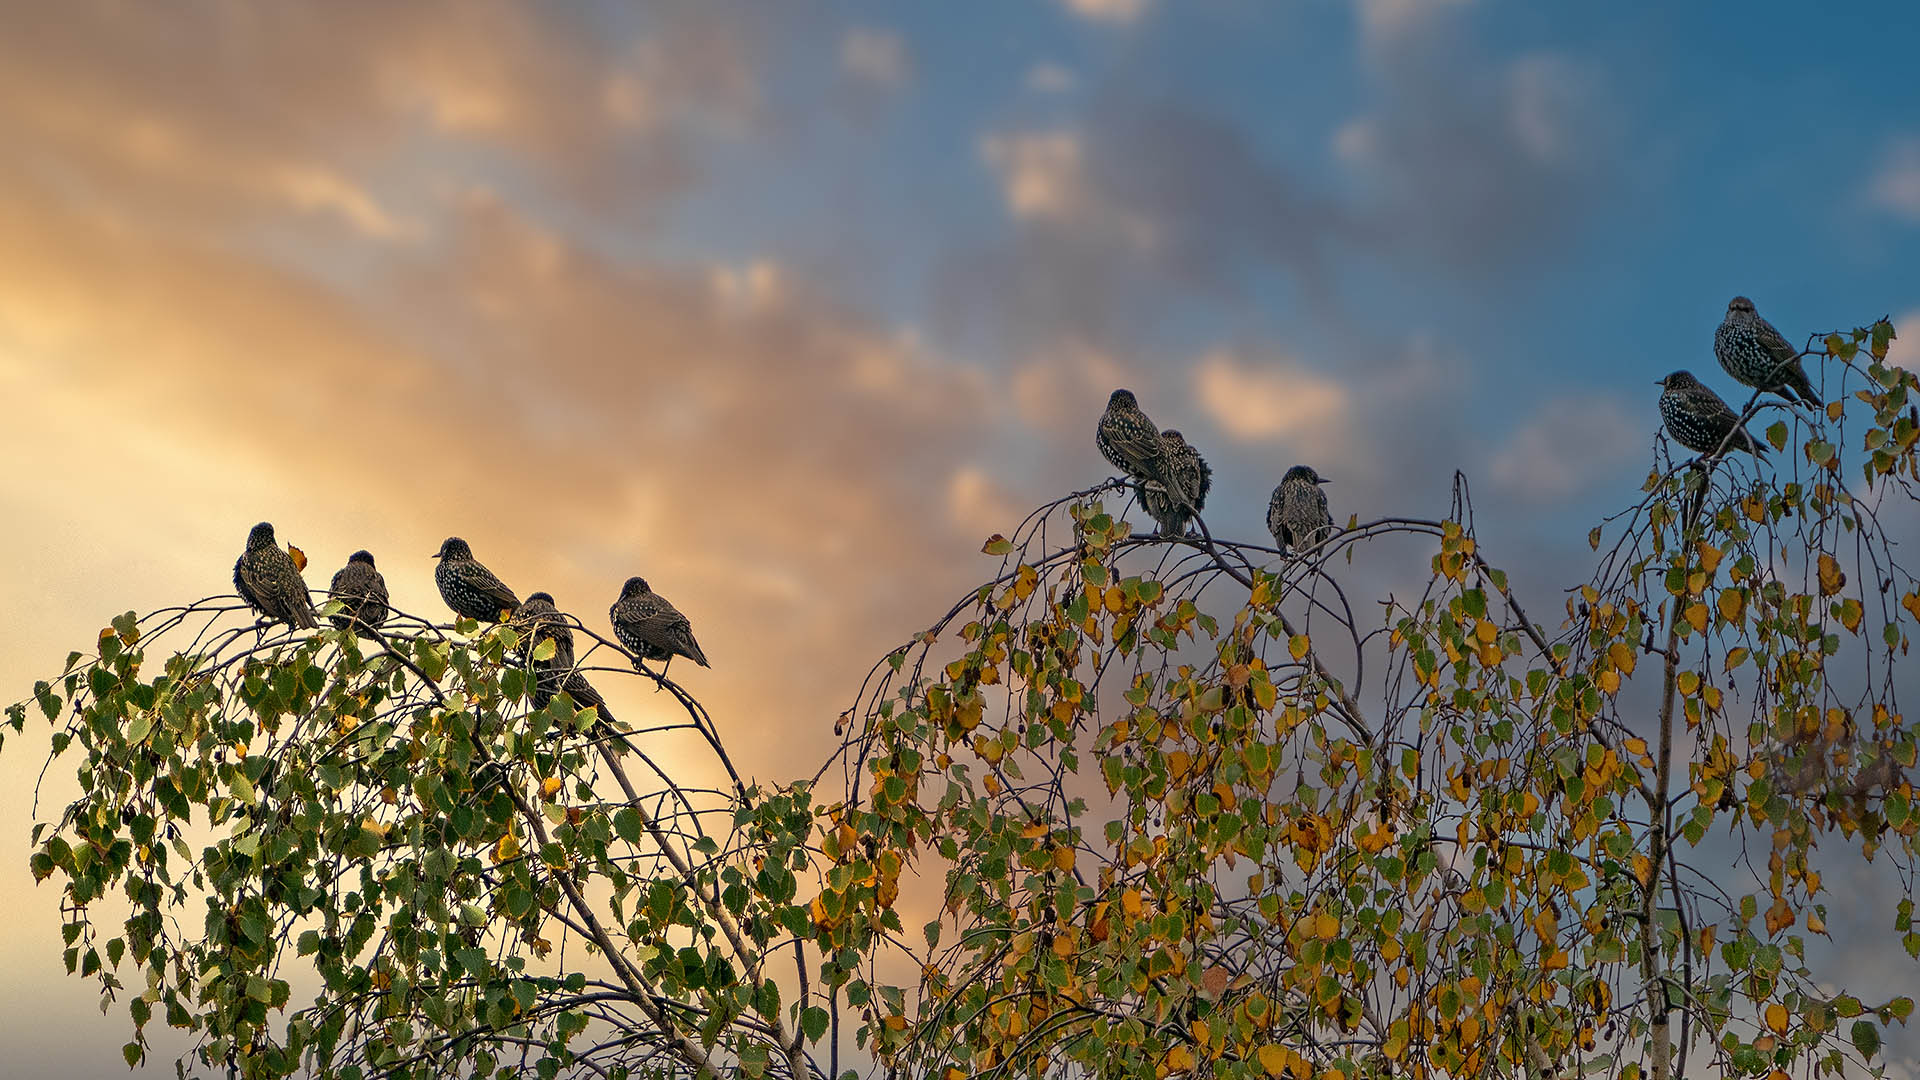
[1317,476,1332,485]
[1653,378,1665,386]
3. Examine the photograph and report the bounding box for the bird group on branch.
[1657,295,1824,460]
[230,524,711,716]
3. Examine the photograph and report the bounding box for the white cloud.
[1354,0,1472,49]
[1884,309,1920,369]
[1332,118,1375,163]
[1193,349,1349,445]
[1026,62,1076,94]
[840,27,911,88]
[1057,0,1150,25]
[1488,395,1637,501]
[1870,136,1920,223]
[980,131,1086,221]
[946,466,1022,534]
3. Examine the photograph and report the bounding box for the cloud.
[1193,349,1350,448]
[1057,0,1150,25]
[1884,309,1920,369]
[1870,136,1920,223]
[1026,63,1077,94]
[1487,395,1640,501]
[1336,1,1619,274]
[840,27,912,89]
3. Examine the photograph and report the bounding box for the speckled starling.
[510,591,582,709]
[1657,370,1767,458]
[233,522,317,630]
[1096,389,1184,502]
[1267,466,1335,556]
[327,550,389,633]
[1714,296,1819,406]
[432,537,520,622]
[610,576,709,676]
[1139,429,1212,537]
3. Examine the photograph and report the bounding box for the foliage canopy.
[9,314,1920,1079]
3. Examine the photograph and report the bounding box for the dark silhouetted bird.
[1096,389,1183,500]
[1657,370,1767,458]
[1267,466,1335,556]
[233,522,316,630]
[1139,429,1212,537]
[432,537,519,622]
[327,550,389,633]
[1715,296,1819,406]
[510,591,603,711]
[610,577,709,676]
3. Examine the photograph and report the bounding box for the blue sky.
[0,0,1917,1073]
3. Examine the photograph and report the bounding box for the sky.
[1,0,1918,1073]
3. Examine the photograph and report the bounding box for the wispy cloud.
[840,27,912,89]
[1057,0,1150,26]
[1870,136,1920,223]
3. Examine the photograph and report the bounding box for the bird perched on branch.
[1657,370,1767,458]
[327,550,389,634]
[610,576,709,677]
[1139,429,1212,537]
[1097,389,1184,506]
[432,537,519,622]
[510,592,603,713]
[233,522,316,630]
[1267,466,1335,556]
[1715,296,1819,406]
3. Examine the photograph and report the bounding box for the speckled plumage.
[432,537,519,622]
[233,522,316,630]
[1714,296,1819,406]
[1139,429,1212,536]
[1096,388,1183,497]
[1658,370,1766,458]
[1267,466,1335,556]
[610,576,709,675]
[327,550,389,633]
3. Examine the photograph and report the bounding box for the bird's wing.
[459,564,520,610]
[235,558,263,608]
[1754,315,1800,365]
[1104,415,1167,474]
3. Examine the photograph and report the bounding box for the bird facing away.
[610,576,710,676]
[233,522,317,630]
[1267,466,1336,556]
[1096,389,1184,502]
[1139,429,1213,537]
[1657,371,1767,458]
[432,537,520,622]
[511,592,603,712]
[1715,296,1819,406]
[327,550,389,634]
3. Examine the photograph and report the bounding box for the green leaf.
[532,638,558,663]
[123,1043,143,1068]
[614,808,642,844]
[1852,1020,1882,1058]
[1766,421,1789,452]
[801,1005,830,1042]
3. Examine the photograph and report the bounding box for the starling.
[327,550,389,634]
[610,576,709,676]
[1267,466,1335,556]
[232,522,317,630]
[510,591,582,710]
[432,537,520,622]
[1096,389,1184,504]
[1714,296,1819,406]
[1657,370,1767,458]
[1139,429,1213,537]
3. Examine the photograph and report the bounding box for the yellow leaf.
[1765,1002,1789,1035]
[492,832,519,864]
[1121,889,1144,918]
[884,1014,907,1032]
[1053,846,1076,872]
[1718,588,1745,622]
[1475,619,1498,644]
[1314,910,1339,940]
[1827,400,1846,422]
[1289,634,1310,661]
[1685,603,1709,632]
[1163,1045,1195,1073]
[1021,822,1050,840]
[1598,669,1621,695]
[1697,541,1724,575]
[1257,1044,1289,1077]
[1608,641,1637,676]
[1625,737,1649,756]
[540,776,562,799]
[286,543,307,572]
[1818,553,1846,597]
